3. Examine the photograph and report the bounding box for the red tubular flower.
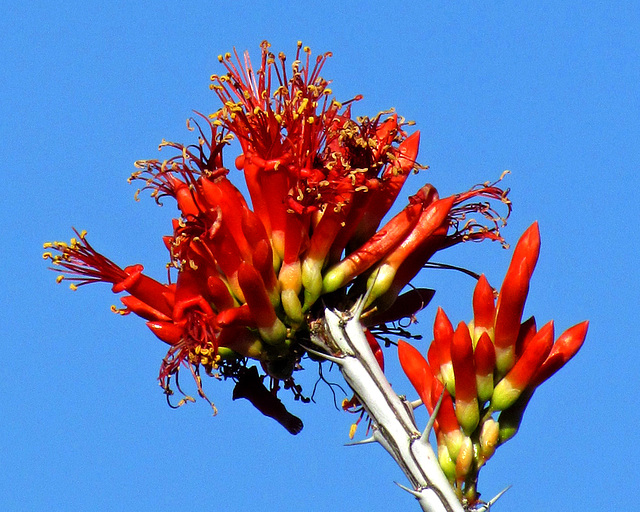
[207,275,237,312]
[510,221,540,276]
[241,210,280,303]
[173,267,215,320]
[371,181,511,313]
[347,130,421,250]
[119,296,171,322]
[474,332,496,403]
[398,340,433,408]
[472,274,495,342]
[532,320,589,387]
[301,192,354,309]
[279,213,306,323]
[43,233,174,318]
[366,196,455,306]
[491,321,554,411]
[216,304,255,328]
[146,320,184,345]
[321,195,424,294]
[251,240,280,305]
[451,322,479,434]
[431,378,466,459]
[168,175,201,217]
[494,222,541,375]
[252,160,291,260]
[430,307,455,394]
[198,176,253,262]
[112,264,174,318]
[238,263,286,345]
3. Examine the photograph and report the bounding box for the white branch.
[311,301,464,512]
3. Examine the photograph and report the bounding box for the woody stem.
[311,304,463,512]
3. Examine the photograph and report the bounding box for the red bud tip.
[473,274,496,332]
[451,322,480,433]
[474,332,496,377]
[494,224,541,358]
[398,340,432,407]
[433,307,454,366]
[532,320,588,387]
[396,131,420,173]
[511,221,541,281]
[451,322,477,403]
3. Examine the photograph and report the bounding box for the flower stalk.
[310,297,464,512]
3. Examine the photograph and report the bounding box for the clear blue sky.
[3,2,638,511]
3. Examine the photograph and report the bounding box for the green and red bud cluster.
[44,42,509,410]
[398,222,588,504]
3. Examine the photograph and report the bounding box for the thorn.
[410,399,423,409]
[351,268,381,320]
[394,481,422,499]
[299,344,343,365]
[421,387,445,443]
[476,485,512,511]
[344,435,377,446]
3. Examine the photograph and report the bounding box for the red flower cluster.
[44,42,509,421]
[398,222,587,504]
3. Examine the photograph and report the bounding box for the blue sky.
[2,2,639,511]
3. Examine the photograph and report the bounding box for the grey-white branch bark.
[309,298,464,512]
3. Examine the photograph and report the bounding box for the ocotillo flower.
[397,222,588,503]
[45,41,509,430]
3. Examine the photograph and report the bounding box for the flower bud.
[474,332,496,403]
[451,322,479,434]
[491,321,553,411]
[436,431,457,483]
[432,307,455,394]
[479,418,499,463]
[472,274,495,341]
[455,436,474,484]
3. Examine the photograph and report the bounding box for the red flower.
[45,42,509,430]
